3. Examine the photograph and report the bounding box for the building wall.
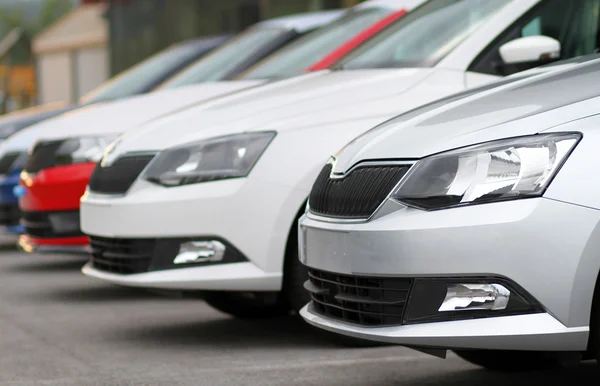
[74,47,109,98]
[36,46,109,105]
[107,0,364,75]
[37,52,72,104]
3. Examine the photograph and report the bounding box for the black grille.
[25,140,64,173]
[0,152,21,174]
[88,155,155,194]
[90,236,156,274]
[309,164,410,219]
[306,268,412,327]
[0,203,20,226]
[21,210,83,238]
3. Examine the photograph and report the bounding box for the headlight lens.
[10,151,29,170]
[144,132,276,187]
[391,133,581,210]
[54,136,118,166]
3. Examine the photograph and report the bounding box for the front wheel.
[454,350,558,371]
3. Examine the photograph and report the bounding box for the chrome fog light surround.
[438,283,510,312]
[174,240,226,265]
[403,277,542,325]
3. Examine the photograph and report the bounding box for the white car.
[80,0,598,317]
[4,0,418,162]
[299,54,600,370]
[0,8,350,170]
[17,3,427,252]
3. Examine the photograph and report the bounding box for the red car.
[17,5,414,253]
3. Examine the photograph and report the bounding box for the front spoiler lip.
[18,235,90,254]
[81,261,283,291]
[300,303,589,351]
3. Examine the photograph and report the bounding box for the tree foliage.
[0,0,75,63]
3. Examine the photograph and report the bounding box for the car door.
[466,0,600,86]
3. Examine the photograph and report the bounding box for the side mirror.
[499,35,561,65]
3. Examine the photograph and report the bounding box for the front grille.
[0,203,20,226]
[0,152,21,174]
[21,210,83,238]
[25,140,65,173]
[309,163,410,219]
[306,268,413,327]
[90,236,156,274]
[88,154,155,194]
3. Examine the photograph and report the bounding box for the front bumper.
[18,234,90,254]
[80,177,307,291]
[299,197,600,350]
[300,304,588,351]
[0,171,23,233]
[18,163,95,252]
[82,261,281,291]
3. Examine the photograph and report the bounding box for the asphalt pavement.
[0,237,597,385]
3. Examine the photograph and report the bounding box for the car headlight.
[10,151,29,170]
[143,132,276,187]
[391,133,581,210]
[54,135,118,166]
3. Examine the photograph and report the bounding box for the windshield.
[160,27,290,89]
[81,42,210,104]
[341,0,513,70]
[237,7,394,80]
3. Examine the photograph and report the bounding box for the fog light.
[173,240,225,265]
[438,283,510,312]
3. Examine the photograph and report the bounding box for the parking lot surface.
[0,238,597,385]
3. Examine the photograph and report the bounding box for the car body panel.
[297,57,600,351]
[82,0,574,291]
[330,58,600,172]
[18,5,420,245]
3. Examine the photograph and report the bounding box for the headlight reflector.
[391,133,580,210]
[144,132,275,187]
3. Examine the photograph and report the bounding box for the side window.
[470,0,600,76]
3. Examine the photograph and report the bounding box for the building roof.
[33,3,107,54]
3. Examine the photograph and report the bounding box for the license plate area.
[299,224,353,274]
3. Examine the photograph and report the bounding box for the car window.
[159,27,290,89]
[80,42,212,104]
[237,7,394,80]
[470,0,600,75]
[337,0,513,70]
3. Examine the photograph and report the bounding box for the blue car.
[0,151,27,232]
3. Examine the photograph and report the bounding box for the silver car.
[298,55,600,370]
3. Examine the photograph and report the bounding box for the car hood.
[34,80,266,142]
[106,68,439,155]
[0,124,47,153]
[0,103,77,139]
[332,59,600,173]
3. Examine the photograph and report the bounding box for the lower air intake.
[306,268,413,327]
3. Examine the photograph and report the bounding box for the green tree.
[0,0,74,64]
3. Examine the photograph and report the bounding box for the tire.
[281,243,311,314]
[592,277,600,365]
[454,350,558,371]
[203,291,289,319]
